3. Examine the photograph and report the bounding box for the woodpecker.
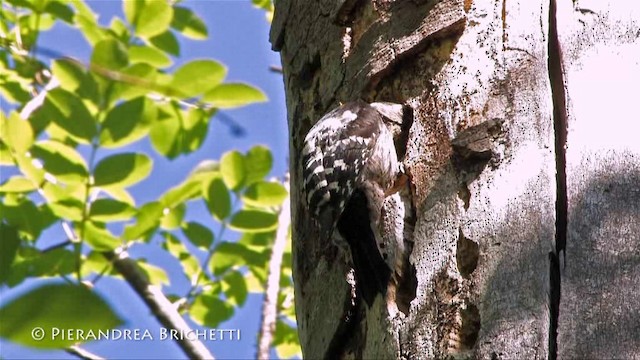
[301,100,410,310]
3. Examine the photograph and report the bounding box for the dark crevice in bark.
[547,0,568,358]
[456,228,479,278]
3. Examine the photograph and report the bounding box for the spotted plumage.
[302,100,408,308]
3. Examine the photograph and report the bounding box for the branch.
[257,175,291,360]
[19,77,59,120]
[103,249,215,360]
[65,345,105,360]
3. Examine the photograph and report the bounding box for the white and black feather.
[302,100,399,240]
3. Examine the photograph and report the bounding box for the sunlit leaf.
[2,112,34,153]
[93,153,152,188]
[203,83,267,109]
[0,283,124,348]
[274,319,302,359]
[100,97,157,148]
[89,198,136,222]
[220,150,245,191]
[31,140,88,183]
[245,145,273,185]
[160,178,202,208]
[135,0,173,38]
[181,221,213,250]
[47,198,84,222]
[170,60,226,98]
[45,88,97,143]
[190,294,233,328]
[0,176,36,193]
[171,6,208,40]
[229,210,278,233]
[129,45,172,68]
[162,232,200,284]
[160,203,185,230]
[123,201,163,241]
[209,242,266,276]
[242,181,287,207]
[44,1,74,23]
[90,39,128,71]
[149,104,181,158]
[205,177,231,221]
[83,221,120,251]
[149,30,180,56]
[222,270,248,307]
[136,260,170,286]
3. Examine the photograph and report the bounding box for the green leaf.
[205,177,231,221]
[44,1,74,23]
[245,145,273,184]
[45,88,97,143]
[220,150,245,191]
[100,97,157,148]
[113,63,158,101]
[170,60,226,98]
[51,59,84,92]
[222,270,248,307]
[162,232,200,284]
[123,201,163,241]
[209,242,265,276]
[149,103,181,158]
[75,13,106,45]
[160,178,202,208]
[149,30,180,56]
[83,221,120,251]
[31,140,88,184]
[47,198,84,222]
[0,283,124,348]
[190,294,233,328]
[90,39,128,71]
[274,320,302,359]
[181,221,213,250]
[0,176,36,193]
[229,210,278,233]
[243,181,287,207]
[136,260,170,286]
[2,200,51,241]
[6,248,75,287]
[123,0,144,26]
[181,107,210,153]
[2,112,34,153]
[171,6,208,40]
[89,198,136,222]
[93,153,152,189]
[129,45,172,68]
[135,0,173,38]
[0,224,20,283]
[202,83,267,109]
[51,60,99,102]
[160,203,185,230]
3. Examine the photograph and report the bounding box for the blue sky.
[0,1,289,359]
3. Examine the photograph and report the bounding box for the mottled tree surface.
[270,0,640,358]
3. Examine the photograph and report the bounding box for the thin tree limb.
[257,175,291,360]
[103,249,215,360]
[65,345,105,360]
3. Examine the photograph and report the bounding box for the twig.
[103,248,215,360]
[19,77,59,120]
[257,175,291,360]
[65,345,105,360]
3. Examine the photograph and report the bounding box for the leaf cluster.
[0,0,298,357]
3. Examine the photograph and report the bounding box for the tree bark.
[270,0,640,358]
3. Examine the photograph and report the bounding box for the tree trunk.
[270,0,640,358]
